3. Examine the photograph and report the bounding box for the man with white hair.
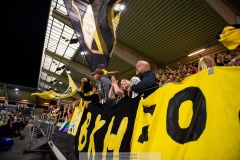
[129,60,158,98]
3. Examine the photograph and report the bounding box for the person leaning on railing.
[77,85,100,108]
[108,76,132,106]
[128,60,158,98]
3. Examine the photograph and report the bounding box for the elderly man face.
[135,60,150,76]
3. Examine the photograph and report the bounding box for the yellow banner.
[131,66,240,160]
[68,91,92,136]
[67,101,84,136]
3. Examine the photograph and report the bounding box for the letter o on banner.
[167,87,206,144]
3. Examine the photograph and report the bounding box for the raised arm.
[111,76,124,97]
[108,85,116,100]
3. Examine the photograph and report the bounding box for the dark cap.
[98,64,106,69]
[92,68,104,75]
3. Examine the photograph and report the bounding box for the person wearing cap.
[92,68,112,104]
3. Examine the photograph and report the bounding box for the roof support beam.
[204,0,238,24]
[52,8,73,28]
[52,9,161,72]
[167,43,227,69]
[114,43,161,72]
[42,68,82,88]
[45,49,94,80]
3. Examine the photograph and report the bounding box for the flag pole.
[57,95,61,109]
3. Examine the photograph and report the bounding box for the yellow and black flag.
[58,71,77,99]
[72,67,240,160]
[63,0,122,71]
[31,72,77,100]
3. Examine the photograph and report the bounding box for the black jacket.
[77,91,99,104]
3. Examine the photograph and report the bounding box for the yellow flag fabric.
[31,90,59,100]
[67,91,93,136]
[218,25,240,50]
[31,72,77,100]
[67,103,84,136]
[131,66,240,160]
[59,72,77,99]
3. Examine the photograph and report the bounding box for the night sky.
[1,1,51,88]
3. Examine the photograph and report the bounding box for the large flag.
[63,0,122,71]
[74,96,140,159]
[131,66,240,160]
[32,72,77,100]
[55,66,239,160]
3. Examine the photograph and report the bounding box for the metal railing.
[24,118,56,153]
